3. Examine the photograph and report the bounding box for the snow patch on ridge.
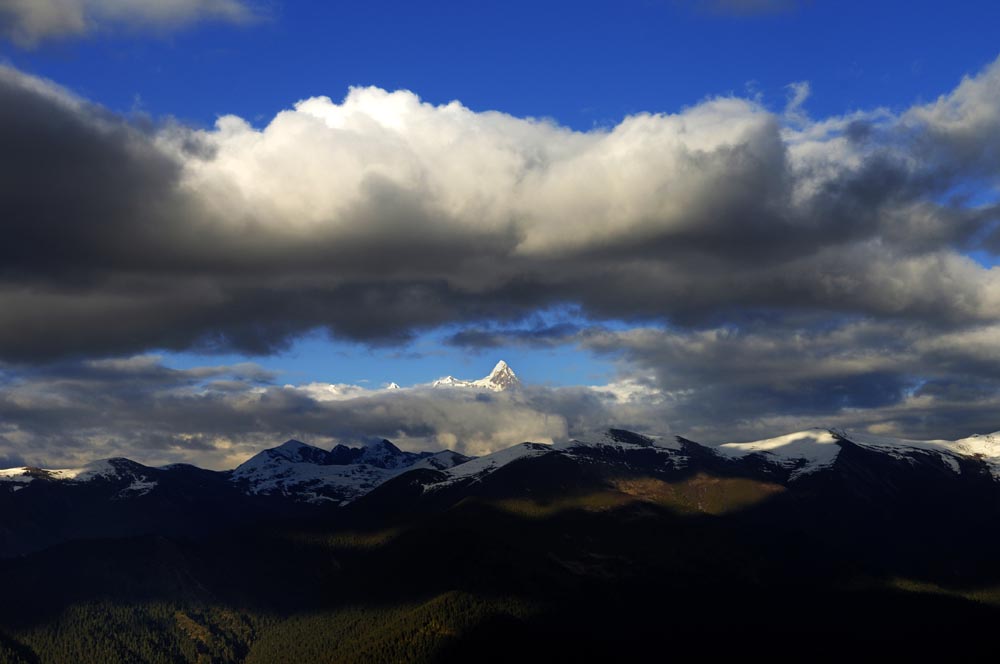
[0,459,136,484]
[436,442,552,483]
[838,429,984,476]
[558,428,678,451]
[116,478,158,498]
[73,459,127,482]
[231,439,473,503]
[716,429,841,479]
[951,431,1000,473]
[234,461,394,503]
[713,427,1000,479]
[409,450,470,472]
[0,468,35,484]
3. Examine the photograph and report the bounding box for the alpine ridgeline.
[5,425,1000,554]
[6,426,1000,659]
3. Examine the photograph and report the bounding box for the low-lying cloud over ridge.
[0,356,630,468]
[5,339,1000,470]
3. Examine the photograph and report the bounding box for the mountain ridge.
[6,422,1000,661]
[6,425,1000,500]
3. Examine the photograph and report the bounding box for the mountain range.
[4,366,1000,660]
[4,421,1000,557]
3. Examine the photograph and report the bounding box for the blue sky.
[163,327,607,388]
[5,1,1000,129]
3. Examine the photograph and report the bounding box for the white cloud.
[784,81,811,124]
[176,90,785,260]
[6,56,1000,361]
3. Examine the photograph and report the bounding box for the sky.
[2,0,1000,469]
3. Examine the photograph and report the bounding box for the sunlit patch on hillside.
[485,472,785,518]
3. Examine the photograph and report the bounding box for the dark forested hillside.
[4,432,1000,662]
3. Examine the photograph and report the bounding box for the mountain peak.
[604,429,655,447]
[358,438,407,468]
[245,439,331,466]
[431,360,520,391]
[482,360,519,390]
[277,439,309,450]
[364,438,402,452]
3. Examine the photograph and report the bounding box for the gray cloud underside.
[0,0,255,46]
[442,316,1000,442]
[2,59,1000,362]
[580,321,1000,440]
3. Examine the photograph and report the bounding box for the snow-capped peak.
[230,437,473,504]
[481,360,519,391]
[386,382,401,390]
[408,449,472,471]
[431,360,520,392]
[276,439,311,451]
[557,428,672,451]
[268,439,331,465]
[357,439,408,469]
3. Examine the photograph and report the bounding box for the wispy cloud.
[0,0,259,47]
[693,0,806,17]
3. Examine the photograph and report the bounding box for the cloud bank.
[6,327,1000,471]
[2,59,1000,362]
[0,356,631,468]
[2,56,1000,462]
[0,0,256,46]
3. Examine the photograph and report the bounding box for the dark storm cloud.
[445,323,582,349]
[571,320,1000,441]
[0,441,25,468]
